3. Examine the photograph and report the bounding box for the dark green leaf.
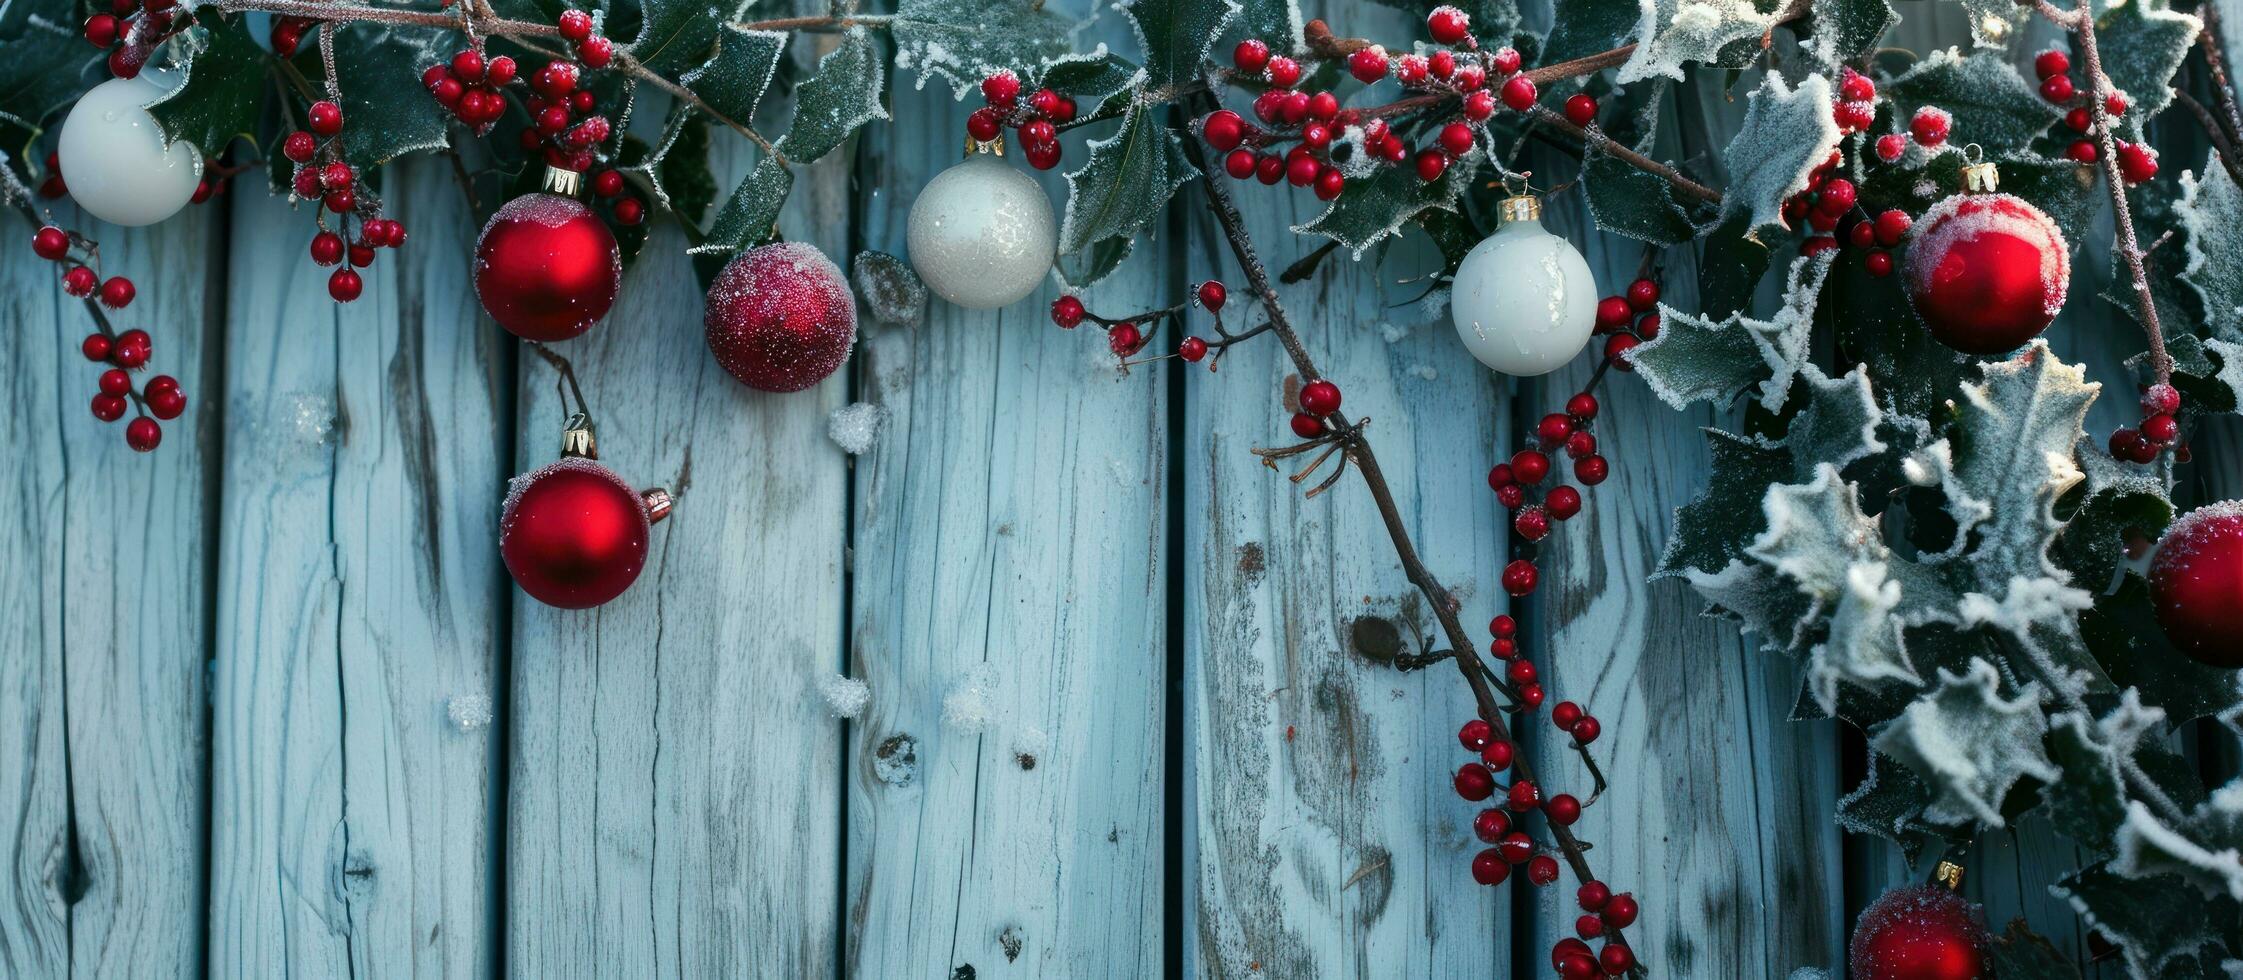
[1293,154,1466,254]
[892,0,1073,99]
[1120,0,1240,92]
[777,30,887,164]
[1055,235,1133,288]
[2175,153,2243,342]
[2094,0,2198,116]
[1985,920,2084,980]
[148,19,267,160]
[2053,479,2170,588]
[681,26,785,128]
[1835,752,1948,865]
[1657,428,1792,576]
[1036,50,1142,121]
[1695,214,1772,319]
[691,155,792,257]
[1721,74,1844,236]
[2081,576,2242,727]
[1541,0,1637,63]
[1058,100,1196,255]
[2042,712,2130,851]
[0,14,98,134]
[1582,148,1699,245]
[629,0,747,78]
[1809,0,1897,64]
[2049,864,2223,977]
[1239,0,1305,53]
[332,24,453,165]
[1886,50,2061,153]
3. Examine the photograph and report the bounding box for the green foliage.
[1808,0,1898,65]
[2176,155,2243,342]
[2094,0,2199,117]
[1120,0,1241,93]
[1721,74,1844,237]
[891,0,1074,99]
[149,19,268,161]
[1294,152,1471,254]
[333,24,455,165]
[1541,0,1639,64]
[681,26,786,128]
[1036,51,1143,120]
[1058,100,1197,256]
[0,14,98,144]
[776,30,889,165]
[630,0,751,78]
[691,155,792,257]
[1886,49,2061,153]
[1630,253,1832,411]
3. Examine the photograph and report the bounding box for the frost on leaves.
[1872,658,2058,828]
[1719,75,1844,238]
[1630,252,1832,412]
[1616,0,1776,84]
[2177,157,2243,343]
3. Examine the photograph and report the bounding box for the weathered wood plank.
[206,161,503,977]
[0,198,219,978]
[503,119,847,974]
[841,17,1167,976]
[1182,6,1513,973]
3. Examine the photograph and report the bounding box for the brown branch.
[731,13,893,32]
[2176,91,2243,188]
[1532,105,1722,205]
[1525,44,1637,86]
[2200,2,2243,141]
[1182,92,1643,978]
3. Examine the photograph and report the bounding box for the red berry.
[2106,91,2129,116]
[62,265,96,296]
[1565,431,1597,459]
[98,367,131,396]
[145,374,177,396]
[284,131,318,164]
[592,169,625,197]
[1462,90,1496,122]
[321,161,354,190]
[1594,296,1632,332]
[1502,559,1537,596]
[1473,808,1511,843]
[1348,48,1388,83]
[1604,333,1639,368]
[1471,849,1511,885]
[1545,793,1582,826]
[1875,133,1907,163]
[33,226,70,261]
[1285,154,1320,187]
[309,231,344,266]
[1565,394,1599,422]
[1507,658,1537,685]
[1438,122,1474,157]
[1201,109,1245,151]
[99,276,134,308]
[84,13,118,47]
[614,198,644,225]
[2040,74,2075,103]
[570,89,597,113]
[147,386,185,420]
[2035,49,2071,79]
[2143,383,2182,414]
[2066,107,2093,132]
[1506,778,1540,812]
[2118,141,2158,183]
[91,392,127,422]
[124,416,161,452]
[1600,944,1635,975]
[1571,715,1601,744]
[1395,54,1429,84]
[1537,412,1574,444]
[1564,93,1597,127]
[1314,166,1345,201]
[328,267,363,302]
[1519,683,1544,708]
[1552,700,1583,729]
[965,107,1003,143]
[1198,280,1227,311]
[1554,939,1596,974]
[979,69,1021,107]
[2067,139,2099,164]
[1500,75,1537,112]
[1547,485,1583,520]
[112,330,151,368]
[1873,209,1911,246]
[1481,739,1513,769]
[1601,893,1638,927]
[324,189,354,213]
[576,36,615,68]
[1429,50,1456,79]
[1511,449,1550,485]
[1050,296,1085,329]
[1515,505,1550,542]
[1848,221,1876,249]
[557,8,593,41]
[2142,412,2179,444]
[307,100,343,135]
[82,333,112,361]
[1490,47,1522,75]
[1910,107,1950,147]
[1817,178,1856,215]
[1108,322,1143,357]
[1838,68,1875,102]
[1527,855,1560,886]
[1457,718,1494,751]
[450,49,486,83]
[487,56,517,85]
[533,61,579,99]
[1577,915,1605,940]
[1454,762,1496,801]
[1415,149,1449,182]
[1178,336,1209,362]
[1865,249,1893,277]
[1497,831,1533,864]
[1233,39,1271,74]
[1496,483,1525,509]
[108,46,143,79]
[1578,881,1610,910]
[1289,412,1325,439]
[1575,455,1609,485]
[1427,6,1471,43]
[1833,101,1874,132]
[1224,149,1256,179]
[1266,56,1302,88]
[1299,379,1342,415]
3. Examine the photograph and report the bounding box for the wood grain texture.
[205,161,503,977]
[502,115,847,975]
[841,14,1167,975]
[1182,6,1513,974]
[0,200,219,978]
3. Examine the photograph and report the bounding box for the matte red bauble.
[1848,884,1989,980]
[501,455,670,609]
[474,186,621,341]
[2149,505,2243,667]
[705,240,856,392]
[1903,164,2069,356]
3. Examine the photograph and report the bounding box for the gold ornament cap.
[1496,173,1541,224]
[560,413,598,459]
[1959,144,1999,194]
[542,165,584,196]
[1933,859,1965,891]
[965,133,1007,158]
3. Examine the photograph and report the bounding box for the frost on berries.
[827,402,889,455]
[1719,75,1844,236]
[817,673,872,718]
[1886,49,2062,152]
[851,250,927,327]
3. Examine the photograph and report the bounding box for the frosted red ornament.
[2149,504,2243,667]
[1902,157,2069,355]
[1848,883,1989,980]
[500,422,672,609]
[705,240,857,393]
[474,169,621,342]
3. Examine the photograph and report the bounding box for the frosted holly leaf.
[1055,236,1133,289]
[1805,0,1897,66]
[691,156,793,256]
[1873,658,2060,828]
[1629,252,1832,411]
[2093,0,2199,117]
[1120,0,1241,93]
[1543,0,1639,62]
[1785,365,1886,475]
[1720,74,1844,237]
[1582,148,1700,245]
[630,0,752,78]
[2080,576,2243,728]
[2051,468,2170,588]
[2054,864,2226,978]
[1294,151,1471,255]
[1941,344,2099,588]
[1805,561,1919,715]
[1887,49,2062,152]
[620,108,715,220]
[1659,429,1793,577]
[1941,0,2026,48]
[1058,99,1197,255]
[2176,157,2243,342]
[1035,47,1144,120]
[681,26,785,127]
[891,0,1073,99]
[776,29,890,165]
[330,24,454,165]
[0,15,93,133]
[2043,691,2163,850]
[2114,789,2243,900]
[851,251,926,327]
[1685,558,1818,655]
[146,19,264,160]
[1836,750,1943,863]
[1239,0,1306,54]
[1616,0,1776,84]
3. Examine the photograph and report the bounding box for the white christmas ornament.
[1450,190,1596,376]
[58,72,204,227]
[906,147,1055,309]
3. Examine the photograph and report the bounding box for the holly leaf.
[1995,150,2098,242]
[1119,0,1240,93]
[1886,49,2061,153]
[1237,0,1305,54]
[1943,0,2026,48]
[144,19,267,159]
[2042,692,2164,851]
[619,107,717,222]
[1055,235,1133,289]
[690,155,792,256]
[1293,150,1469,255]
[2081,576,2243,728]
[1985,920,2083,980]
[680,26,785,127]
[1542,0,1638,63]
[630,0,750,78]
[1807,0,1897,65]
[1036,49,1143,121]
[331,23,453,165]
[2051,862,2228,976]
[0,15,99,134]
[2176,154,2243,342]
[1617,0,1781,84]
[2053,474,2170,588]
[1941,345,2100,589]
[776,29,889,164]
[1720,73,1844,237]
[891,0,1073,99]
[1581,147,1699,245]
[1873,658,2060,827]
[1836,751,1944,864]
[1629,252,1832,411]
[1058,99,1196,255]
[1661,431,1795,578]
[1694,213,1772,319]
[2094,0,2199,117]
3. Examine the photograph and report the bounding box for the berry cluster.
[1049,279,1240,368]
[588,169,647,225]
[554,9,616,68]
[966,70,1075,170]
[2034,49,2158,182]
[1786,152,1912,276]
[32,224,182,452]
[2109,382,2185,464]
[422,48,521,132]
[281,101,408,302]
[81,0,175,80]
[1592,276,1662,369]
[520,60,614,172]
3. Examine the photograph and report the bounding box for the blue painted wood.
[0,197,218,978]
[205,161,503,977]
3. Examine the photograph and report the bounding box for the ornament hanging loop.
[1959,143,1999,193]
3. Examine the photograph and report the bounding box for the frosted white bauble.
[59,72,203,227]
[906,152,1056,309]
[1450,205,1597,377]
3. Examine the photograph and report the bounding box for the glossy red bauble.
[474,191,622,341]
[1902,192,2069,355]
[705,240,858,393]
[501,456,655,609]
[2149,505,2243,667]
[1848,884,1989,980]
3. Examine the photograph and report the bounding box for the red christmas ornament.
[500,424,673,609]
[705,240,858,392]
[1848,884,1990,980]
[474,170,621,342]
[1903,158,2069,355]
[2149,504,2243,667]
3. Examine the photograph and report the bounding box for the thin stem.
[524,340,591,423]
[1531,105,1721,205]
[731,13,893,32]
